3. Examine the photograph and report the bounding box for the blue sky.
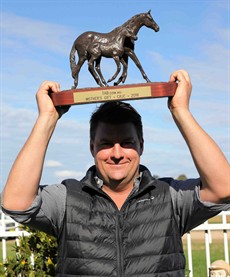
[0,0,229,190]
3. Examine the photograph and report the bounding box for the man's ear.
[90,139,94,157]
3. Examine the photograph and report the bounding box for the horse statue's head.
[143,10,160,32]
[123,10,159,34]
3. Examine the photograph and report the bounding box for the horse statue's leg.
[113,57,128,86]
[113,54,129,86]
[72,56,87,88]
[95,57,108,86]
[125,49,151,82]
[70,43,87,88]
[107,56,122,84]
[88,56,105,87]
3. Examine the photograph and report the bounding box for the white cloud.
[54,170,85,180]
[1,12,75,55]
[149,47,228,95]
[45,160,62,167]
[0,104,37,140]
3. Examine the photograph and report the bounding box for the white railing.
[185,211,230,277]
[0,211,229,275]
[0,211,30,262]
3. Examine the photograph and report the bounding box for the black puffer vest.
[56,166,185,276]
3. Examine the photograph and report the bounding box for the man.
[209,260,230,277]
[2,70,230,276]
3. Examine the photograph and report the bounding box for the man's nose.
[111,143,124,159]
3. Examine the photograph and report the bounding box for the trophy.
[50,10,177,106]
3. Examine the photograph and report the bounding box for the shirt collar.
[94,172,143,192]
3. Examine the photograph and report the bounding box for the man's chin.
[106,175,125,185]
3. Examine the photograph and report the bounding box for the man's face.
[90,122,143,190]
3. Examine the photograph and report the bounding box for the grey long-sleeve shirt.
[2,176,230,237]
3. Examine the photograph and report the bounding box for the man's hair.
[90,101,143,141]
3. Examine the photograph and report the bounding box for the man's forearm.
[2,115,57,210]
[172,108,230,203]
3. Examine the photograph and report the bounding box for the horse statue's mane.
[112,11,149,34]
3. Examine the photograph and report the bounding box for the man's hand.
[168,69,192,113]
[36,81,70,121]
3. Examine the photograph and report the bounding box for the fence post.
[1,212,7,262]
[222,212,229,263]
[186,232,193,277]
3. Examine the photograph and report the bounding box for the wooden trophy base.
[50,82,178,106]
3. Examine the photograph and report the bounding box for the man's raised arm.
[2,81,68,210]
[168,69,230,203]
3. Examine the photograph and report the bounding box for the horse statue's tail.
[69,43,77,77]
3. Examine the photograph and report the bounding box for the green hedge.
[1,227,57,277]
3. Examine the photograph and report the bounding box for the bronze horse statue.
[70,10,159,88]
[86,27,137,87]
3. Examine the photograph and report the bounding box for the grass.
[0,239,16,261]
[0,240,16,276]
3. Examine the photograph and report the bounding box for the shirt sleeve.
[168,178,230,235]
[1,183,66,237]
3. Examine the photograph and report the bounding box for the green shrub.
[1,227,57,277]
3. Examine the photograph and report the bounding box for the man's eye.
[100,142,113,148]
[121,141,134,147]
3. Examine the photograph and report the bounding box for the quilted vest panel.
[56,166,185,276]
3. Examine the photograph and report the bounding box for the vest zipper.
[115,212,124,277]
